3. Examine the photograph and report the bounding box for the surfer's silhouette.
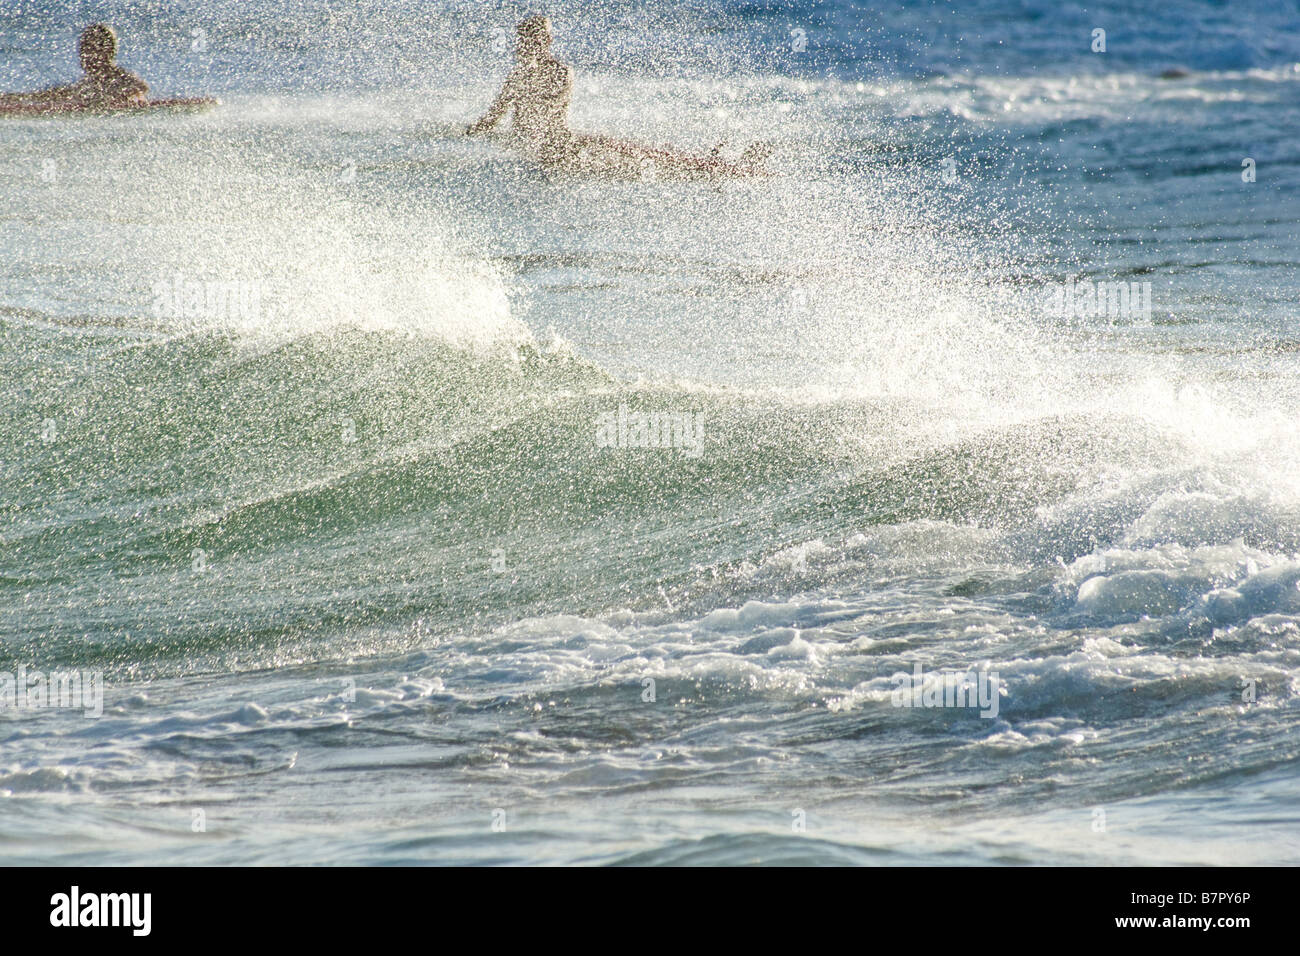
[0,24,148,113]
[466,16,769,179]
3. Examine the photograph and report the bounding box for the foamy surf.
[2,0,1299,870]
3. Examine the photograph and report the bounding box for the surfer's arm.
[0,85,73,107]
[466,93,510,134]
[124,78,149,104]
[118,86,149,107]
[107,72,149,107]
[465,74,516,134]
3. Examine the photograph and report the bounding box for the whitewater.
[1,0,1299,864]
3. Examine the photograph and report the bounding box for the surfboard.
[0,97,220,118]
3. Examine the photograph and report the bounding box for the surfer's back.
[507,56,573,142]
[69,64,149,108]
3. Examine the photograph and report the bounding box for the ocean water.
[1,0,1299,865]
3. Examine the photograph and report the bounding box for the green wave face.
[8,299,1286,681]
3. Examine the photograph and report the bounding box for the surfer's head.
[79,24,118,75]
[516,15,552,59]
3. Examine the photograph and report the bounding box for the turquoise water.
[2,0,1299,864]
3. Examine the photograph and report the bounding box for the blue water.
[1,0,1299,864]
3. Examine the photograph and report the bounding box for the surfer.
[466,16,769,179]
[0,24,148,113]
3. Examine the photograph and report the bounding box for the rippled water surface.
[2,0,1299,864]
